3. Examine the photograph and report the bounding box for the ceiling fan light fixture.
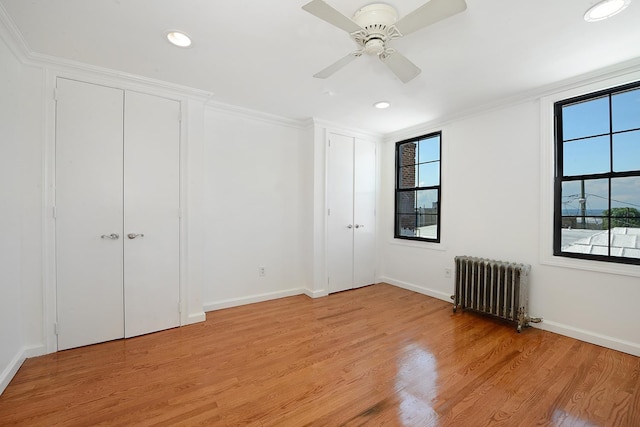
[584,0,631,22]
[374,101,390,109]
[166,30,192,47]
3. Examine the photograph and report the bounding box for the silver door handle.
[347,224,353,229]
[127,233,144,239]
[355,224,364,229]
[101,233,119,240]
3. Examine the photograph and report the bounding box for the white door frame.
[42,69,193,354]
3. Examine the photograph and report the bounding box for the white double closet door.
[327,133,376,293]
[55,78,180,351]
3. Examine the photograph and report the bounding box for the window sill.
[540,252,640,278]
[388,238,447,251]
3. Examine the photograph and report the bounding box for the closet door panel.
[327,133,355,293]
[123,91,180,337]
[353,139,376,288]
[55,78,125,350]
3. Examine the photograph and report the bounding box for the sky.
[561,86,640,215]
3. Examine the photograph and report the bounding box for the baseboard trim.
[204,288,307,312]
[381,277,640,357]
[186,311,206,325]
[531,320,640,357]
[0,351,24,396]
[0,344,45,396]
[304,288,328,298]
[380,276,452,302]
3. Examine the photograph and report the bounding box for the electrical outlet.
[258,266,266,277]
[444,268,452,279]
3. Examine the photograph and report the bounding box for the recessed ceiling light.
[584,0,631,22]
[166,30,192,47]
[374,101,390,109]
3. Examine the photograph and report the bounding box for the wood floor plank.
[1,283,639,426]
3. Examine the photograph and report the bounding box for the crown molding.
[309,117,384,141]
[0,2,30,62]
[385,56,640,143]
[0,4,213,101]
[205,100,308,130]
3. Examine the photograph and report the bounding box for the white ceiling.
[2,0,640,134]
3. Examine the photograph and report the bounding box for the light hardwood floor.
[1,283,639,426]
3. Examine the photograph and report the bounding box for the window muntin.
[554,81,640,264]
[395,132,441,242]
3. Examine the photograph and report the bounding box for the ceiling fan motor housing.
[352,4,399,55]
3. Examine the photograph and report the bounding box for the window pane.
[418,162,440,187]
[397,214,417,237]
[399,166,417,189]
[416,221,438,240]
[561,227,610,255]
[416,189,438,236]
[396,191,416,214]
[416,189,438,210]
[399,142,417,167]
[612,88,640,132]
[561,179,609,218]
[562,96,609,140]
[418,136,440,164]
[613,130,640,172]
[611,176,640,215]
[563,135,610,176]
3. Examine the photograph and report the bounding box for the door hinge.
[328,208,330,216]
[178,303,182,314]
[178,112,182,122]
[52,206,57,219]
[54,322,59,335]
[53,88,59,101]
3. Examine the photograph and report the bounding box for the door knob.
[355,224,364,229]
[127,233,144,239]
[347,224,353,229]
[101,233,119,240]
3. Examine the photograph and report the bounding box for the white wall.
[0,33,25,393]
[201,107,312,310]
[0,35,44,393]
[379,97,640,356]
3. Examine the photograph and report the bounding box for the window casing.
[554,80,640,265]
[395,132,441,242]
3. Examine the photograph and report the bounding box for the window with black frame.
[554,81,640,265]
[395,132,441,242]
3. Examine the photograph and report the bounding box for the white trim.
[206,101,306,130]
[187,312,206,324]
[386,57,640,144]
[0,351,24,396]
[179,98,188,326]
[304,288,328,298]
[387,239,447,252]
[0,2,29,62]
[0,345,45,396]
[312,118,383,141]
[203,288,308,312]
[532,320,640,357]
[43,69,57,354]
[539,68,640,278]
[381,277,452,302]
[0,3,212,101]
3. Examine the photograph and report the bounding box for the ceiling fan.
[302,0,467,83]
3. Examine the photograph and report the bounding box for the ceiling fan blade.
[313,52,361,79]
[302,0,363,34]
[394,0,467,36]
[380,50,421,83]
